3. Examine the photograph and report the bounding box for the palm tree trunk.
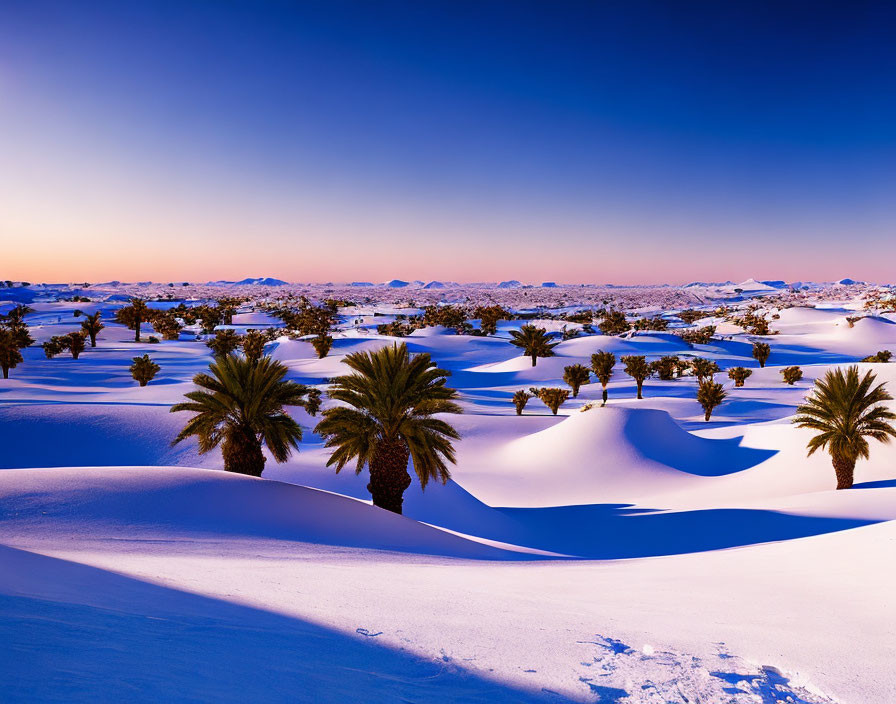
[601,387,608,406]
[222,427,266,477]
[368,438,412,514]
[832,454,856,490]
[1,364,7,379]
[704,409,712,421]
[636,381,643,399]
[530,354,536,367]
[135,318,141,343]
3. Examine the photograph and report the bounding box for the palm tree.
[311,334,333,358]
[151,312,183,341]
[650,355,679,381]
[206,329,242,357]
[697,379,726,421]
[793,366,896,489]
[621,355,651,399]
[590,351,615,405]
[242,329,267,362]
[752,342,771,368]
[171,355,310,477]
[727,366,752,387]
[535,387,569,415]
[562,364,591,398]
[0,328,24,379]
[81,312,104,347]
[509,325,559,367]
[115,298,149,342]
[130,354,161,386]
[67,332,87,360]
[690,357,721,383]
[781,366,803,385]
[512,389,532,415]
[42,337,64,359]
[303,388,322,416]
[314,343,462,514]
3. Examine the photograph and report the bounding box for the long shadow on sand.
[401,479,873,559]
[0,545,566,703]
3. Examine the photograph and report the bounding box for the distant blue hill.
[235,277,289,286]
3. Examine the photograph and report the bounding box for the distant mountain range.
[206,277,289,286]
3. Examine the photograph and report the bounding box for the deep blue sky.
[2,1,895,283]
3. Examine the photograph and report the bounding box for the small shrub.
[861,350,892,363]
[130,354,160,387]
[752,342,771,368]
[727,367,752,387]
[512,390,532,415]
[697,379,726,421]
[535,387,569,415]
[677,325,716,345]
[781,366,803,385]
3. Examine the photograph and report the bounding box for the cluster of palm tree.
[43,332,88,360]
[172,341,461,515]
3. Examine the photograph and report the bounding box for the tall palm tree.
[509,325,559,367]
[314,343,462,514]
[115,298,149,342]
[591,351,616,405]
[562,364,591,398]
[171,354,310,477]
[81,312,105,347]
[793,365,896,489]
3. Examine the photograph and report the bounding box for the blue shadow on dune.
[491,504,874,559]
[0,546,563,703]
[852,479,896,490]
[401,478,874,560]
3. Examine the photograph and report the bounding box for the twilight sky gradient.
[2,1,895,284]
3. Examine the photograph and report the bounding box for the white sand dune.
[3,290,896,702]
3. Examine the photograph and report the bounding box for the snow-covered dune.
[465,407,774,506]
[0,466,539,560]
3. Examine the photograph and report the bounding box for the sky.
[1,0,895,285]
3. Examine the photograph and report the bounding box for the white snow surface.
[2,293,896,703]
